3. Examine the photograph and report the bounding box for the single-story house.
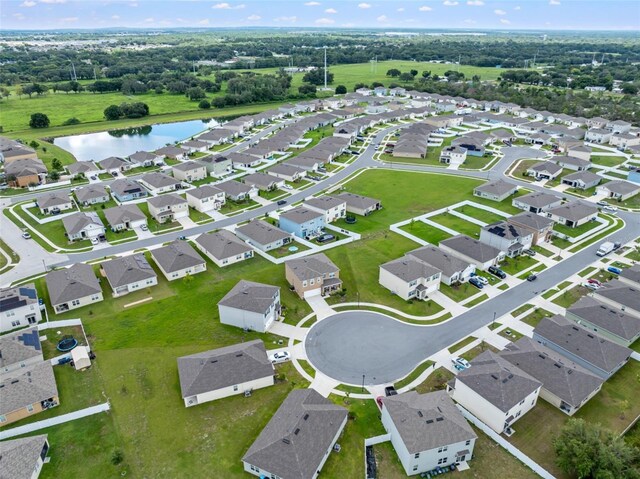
[479,221,533,258]
[379,256,441,300]
[596,180,640,201]
[303,195,347,223]
[0,434,50,478]
[151,241,206,281]
[473,179,517,202]
[128,150,163,167]
[566,296,640,347]
[526,161,563,180]
[619,264,640,289]
[285,253,342,299]
[0,284,42,333]
[546,201,598,228]
[109,178,147,202]
[147,193,188,224]
[99,156,128,173]
[154,145,188,161]
[5,158,48,188]
[62,212,106,242]
[561,171,601,190]
[592,279,640,317]
[278,207,325,239]
[439,235,504,271]
[172,161,207,182]
[242,389,347,479]
[180,139,209,153]
[235,220,292,252]
[218,280,280,333]
[178,340,274,407]
[285,155,320,172]
[195,230,254,268]
[197,128,237,146]
[229,152,263,168]
[186,185,226,212]
[138,172,181,195]
[0,327,44,375]
[242,172,285,192]
[45,263,103,314]
[513,191,563,214]
[197,155,232,177]
[552,155,591,172]
[447,350,542,434]
[336,192,382,216]
[533,315,631,379]
[381,391,477,476]
[405,245,475,286]
[36,191,73,215]
[103,204,147,231]
[216,180,258,202]
[100,254,158,297]
[507,212,555,245]
[566,145,592,161]
[66,161,99,179]
[75,184,110,206]
[266,163,307,183]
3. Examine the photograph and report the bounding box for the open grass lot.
[553,218,601,237]
[429,212,481,238]
[591,155,627,167]
[393,361,434,390]
[461,154,495,170]
[500,255,539,275]
[259,188,286,201]
[440,281,478,302]
[509,159,540,181]
[399,220,452,245]
[448,336,477,353]
[519,308,554,328]
[453,204,506,225]
[219,198,259,215]
[508,360,640,479]
[415,367,454,394]
[378,152,443,167]
[551,285,589,308]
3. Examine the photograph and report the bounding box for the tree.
[298,84,317,96]
[422,70,432,79]
[51,158,63,171]
[302,68,333,86]
[410,69,418,77]
[399,72,415,83]
[185,86,206,101]
[104,105,122,121]
[335,85,347,94]
[353,83,368,91]
[472,75,481,83]
[554,419,640,479]
[621,82,639,95]
[386,68,401,77]
[29,113,49,128]
[48,170,60,181]
[198,99,211,109]
[0,87,10,100]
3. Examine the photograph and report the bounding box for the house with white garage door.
[195,230,254,267]
[104,204,147,232]
[100,254,158,297]
[62,212,106,242]
[186,185,225,212]
[379,257,441,301]
[439,235,503,271]
[218,280,280,333]
[151,241,206,281]
[285,253,342,298]
[147,194,188,224]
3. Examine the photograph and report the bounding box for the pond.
[53,118,219,162]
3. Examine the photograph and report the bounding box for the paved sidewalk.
[177,216,198,229]
[429,291,468,316]
[310,370,341,398]
[270,321,308,341]
[305,295,335,320]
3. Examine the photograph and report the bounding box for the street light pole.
[492,311,496,330]
[362,374,365,392]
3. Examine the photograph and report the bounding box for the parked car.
[277,200,287,206]
[384,386,398,397]
[316,234,335,244]
[583,283,600,291]
[523,249,536,257]
[178,235,187,240]
[90,237,99,245]
[607,266,623,275]
[90,175,97,181]
[140,224,148,231]
[488,266,507,279]
[587,279,602,287]
[452,357,471,369]
[22,231,32,239]
[269,351,291,364]
[526,274,537,282]
[596,201,608,207]
[475,276,489,285]
[453,363,466,371]
[603,205,618,213]
[469,277,484,289]
[282,184,292,190]
[111,171,119,176]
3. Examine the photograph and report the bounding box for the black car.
[316,234,335,243]
[488,266,507,279]
[277,200,287,206]
[384,386,398,397]
[469,277,484,289]
[526,274,537,282]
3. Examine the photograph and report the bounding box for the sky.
[2,0,639,31]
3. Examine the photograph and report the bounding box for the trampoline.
[345,216,357,224]
[288,246,299,252]
[56,335,78,352]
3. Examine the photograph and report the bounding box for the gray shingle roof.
[304,195,345,211]
[172,160,204,172]
[515,191,562,209]
[547,201,598,222]
[508,212,554,231]
[552,155,591,168]
[216,180,253,197]
[186,184,224,200]
[140,172,180,189]
[0,361,58,416]
[279,206,323,224]
[147,193,187,209]
[383,390,476,454]
[620,264,640,287]
[336,192,380,210]
[474,179,517,197]
[534,315,632,375]
[242,389,347,479]
[195,230,252,260]
[562,171,601,184]
[267,163,305,177]
[45,263,101,306]
[67,161,98,175]
[243,172,282,189]
[151,241,204,274]
[285,253,339,282]
[109,178,145,197]
[178,340,273,398]
[568,296,640,342]
[482,221,529,241]
[528,162,563,175]
[501,337,604,409]
[0,434,48,479]
[0,327,43,369]
[75,184,108,203]
[36,191,71,209]
[454,350,542,412]
[218,280,279,315]
[407,245,472,278]
[103,204,146,227]
[380,257,441,283]
[602,180,640,195]
[62,212,103,237]
[100,254,157,289]
[594,279,640,313]
[236,220,290,246]
[0,283,38,314]
[99,156,126,169]
[440,235,502,264]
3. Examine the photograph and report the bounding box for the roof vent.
[294,428,300,435]
[554,363,562,368]
[235,353,243,357]
[426,419,434,424]
[282,438,290,445]
[303,413,309,420]
[491,374,499,380]
[417,411,423,417]
[436,417,444,422]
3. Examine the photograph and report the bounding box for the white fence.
[28,180,71,192]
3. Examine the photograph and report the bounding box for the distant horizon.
[2,0,639,32]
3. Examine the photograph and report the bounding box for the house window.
[437,446,448,453]
[91,295,100,301]
[413,465,418,471]
[223,259,229,264]
[6,311,15,317]
[414,453,420,459]
[71,300,80,306]
[249,465,260,473]
[172,274,179,278]
[233,385,238,391]
[465,440,471,446]
[11,320,20,327]
[438,457,448,465]
[303,281,308,287]
[310,279,315,285]
[146,280,154,285]
[27,404,34,412]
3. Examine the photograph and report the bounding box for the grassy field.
[399,220,452,245]
[429,212,481,238]
[453,204,506,225]
[448,336,477,353]
[520,308,554,328]
[591,155,627,167]
[553,219,601,237]
[393,360,434,390]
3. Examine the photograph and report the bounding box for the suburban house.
[66,161,99,179]
[278,207,325,239]
[405,245,475,286]
[180,139,209,153]
[198,128,236,146]
[303,195,347,223]
[75,184,110,206]
[336,192,382,216]
[513,191,563,214]
[619,264,640,289]
[379,256,442,300]
[609,133,640,150]
[5,158,48,188]
[235,220,292,252]
[100,254,158,297]
[242,172,285,192]
[381,391,477,475]
[128,150,162,167]
[138,172,181,195]
[0,327,44,375]
[229,151,264,168]
[507,212,555,245]
[218,280,280,333]
[592,279,640,317]
[0,283,42,333]
[533,315,631,379]
[186,185,226,212]
[500,337,604,416]
[242,389,347,479]
[36,191,73,215]
[0,434,50,479]
[561,171,601,190]
[0,141,37,163]
[526,161,563,180]
[596,180,640,201]
[439,235,503,271]
[154,145,188,161]
[285,253,342,299]
[62,212,106,242]
[45,263,103,314]
[473,179,518,202]
[172,161,207,182]
[439,146,468,165]
[109,178,147,202]
[266,163,307,183]
[197,155,232,177]
[546,201,598,228]
[178,340,274,408]
[216,180,258,202]
[566,145,592,161]
[552,155,591,171]
[0,361,58,426]
[452,136,485,157]
[151,241,206,281]
[566,296,640,347]
[447,350,542,434]
[99,156,128,174]
[147,193,188,224]
[195,230,254,268]
[479,221,533,258]
[103,204,147,231]
[584,128,612,144]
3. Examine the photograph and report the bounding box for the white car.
[475,276,489,285]
[282,184,293,190]
[603,205,618,213]
[140,224,148,231]
[452,357,471,369]
[269,351,291,364]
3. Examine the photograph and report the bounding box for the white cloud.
[397,7,405,11]
[549,0,560,4]
[142,17,154,22]
[247,14,261,20]
[377,14,389,22]
[60,16,78,22]
[315,17,335,24]
[358,3,371,8]
[514,5,521,10]
[198,18,210,25]
[463,19,477,24]
[20,1,36,7]
[41,0,67,3]
[466,0,484,5]
[212,2,245,9]
[443,0,458,5]
[111,14,120,19]
[304,1,321,5]
[494,9,506,15]
[129,2,138,6]
[13,12,26,20]
[325,8,337,13]
[274,15,297,22]
[499,18,511,24]
[419,6,433,11]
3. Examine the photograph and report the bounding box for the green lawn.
[399,220,452,245]
[551,285,590,308]
[414,367,454,395]
[259,188,286,201]
[448,336,477,353]
[591,155,627,167]
[393,361,435,390]
[12,205,92,251]
[188,207,214,224]
[553,219,601,238]
[267,241,310,259]
[500,255,539,275]
[39,325,87,360]
[429,212,481,238]
[297,359,316,379]
[219,198,259,215]
[461,342,499,361]
[440,282,478,302]
[465,293,489,307]
[509,159,540,181]
[461,154,495,170]
[520,308,554,327]
[578,266,598,277]
[378,152,443,167]
[453,204,506,225]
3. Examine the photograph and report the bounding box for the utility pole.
[323,46,328,90]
